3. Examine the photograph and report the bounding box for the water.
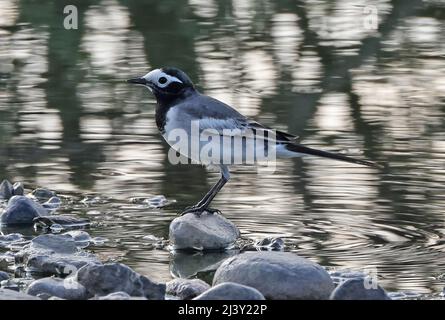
[1,0,445,295]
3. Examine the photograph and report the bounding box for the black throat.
[153,87,196,134]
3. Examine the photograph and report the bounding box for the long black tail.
[285,143,380,168]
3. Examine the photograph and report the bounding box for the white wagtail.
[128,67,378,216]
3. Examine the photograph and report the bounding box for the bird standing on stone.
[128,67,378,216]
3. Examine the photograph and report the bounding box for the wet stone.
[42,196,62,210]
[92,291,147,300]
[0,271,9,282]
[213,252,335,300]
[1,196,48,225]
[29,234,77,254]
[31,188,56,202]
[169,212,240,251]
[15,234,99,277]
[0,288,40,300]
[330,278,391,300]
[166,278,210,300]
[0,279,20,292]
[26,277,88,300]
[12,182,24,196]
[33,215,90,230]
[64,230,91,247]
[75,263,165,299]
[194,282,266,300]
[0,180,13,200]
[0,233,26,249]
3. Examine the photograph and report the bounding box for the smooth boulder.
[1,196,48,225]
[31,188,56,202]
[33,215,90,229]
[213,252,334,300]
[26,277,87,300]
[29,234,77,254]
[169,212,240,251]
[0,288,40,300]
[167,278,210,300]
[93,292,147,300]
[330,278,391,300]
[15,234,99,276]
[194,282,265,300]
[0,233,25,248]
[0,180,13,200]
[75,263,165,299]
[0,271,9,281]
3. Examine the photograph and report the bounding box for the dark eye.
[158,77,167,84]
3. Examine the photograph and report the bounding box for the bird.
[127,67,379,216]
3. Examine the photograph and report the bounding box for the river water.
[0,0,444,296]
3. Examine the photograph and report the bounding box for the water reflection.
[0,0,444,294]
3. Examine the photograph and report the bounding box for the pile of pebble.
[0,178,410,300]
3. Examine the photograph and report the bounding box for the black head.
[127,67,195,103]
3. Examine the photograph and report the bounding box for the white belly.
[162,108,279,165]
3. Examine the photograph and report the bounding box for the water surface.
[1,0,445,295]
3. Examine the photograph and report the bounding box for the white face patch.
[142,69,183,89]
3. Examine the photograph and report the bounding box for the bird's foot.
[180,205,221,216]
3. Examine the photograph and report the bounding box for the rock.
[29,234,77,254]
[26,254,99,277]
[94,292,131,300]
[0,279,19,291]
[0,271,9,281]
[31,188,56,202]
[330,278,391,300]
[0,288,40,300]
[0,180,13,200]
[254,237,285,251]
[140,274,166,300]
[213,252,334,300]
[167,278,210,300]
[36,293,52,300]
[93,292,147,300]
[194,282,266,300]
[34,215,90,230]
[0,196,48,225]
[0,233,26,249]
[75,263,165,299]
[12,182,24,196]
[169,212,240,251]
[42,196,62,210]
[64,230,91,248]
[170,250,239,279]
[14,234,99,277]
[26,277,87,300]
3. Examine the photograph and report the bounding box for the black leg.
[181,165,230,216]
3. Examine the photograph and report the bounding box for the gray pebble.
[0,180,13,200]
[194,282,265,300]
[12,182,24,196]
[26,277,88,300]
[330,278,391,300]
[31,188,56,202]
[169,211,240,251]
[75,263,165,299]
[1,196,48,225]
[213,252,334,300]
[167,278,210,300]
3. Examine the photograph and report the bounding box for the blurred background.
[0,0,444,295]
